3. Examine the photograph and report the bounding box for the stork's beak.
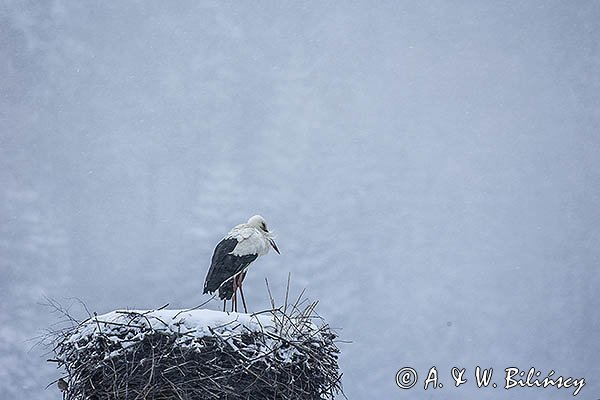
[269,238,280,254]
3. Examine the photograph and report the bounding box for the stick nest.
[48,302,343,400]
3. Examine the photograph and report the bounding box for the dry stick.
[173,294,216,319]
[141,336,157,396]
[292,288,307,310]
[41,296,81,326]
[283,272,291,315]
[264,278,276,310]
[139,303,170,314]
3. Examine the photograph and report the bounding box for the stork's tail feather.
[203,279,219,295]
[218,278,235,300]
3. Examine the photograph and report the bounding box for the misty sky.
[1,2,599,399]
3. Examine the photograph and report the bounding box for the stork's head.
[248,215,280,254]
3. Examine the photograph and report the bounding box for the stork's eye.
[261,223,268,232]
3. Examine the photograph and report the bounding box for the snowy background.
[1,1,599,399]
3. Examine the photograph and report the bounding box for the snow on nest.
[71,309,275,341]
[64,308,319,362]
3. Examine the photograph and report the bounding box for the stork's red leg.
[231,278,238,312]
[230,271,247,313]
[223,299,226,312]
[239,283,248,313]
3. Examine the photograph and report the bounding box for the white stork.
[203,215,280,313]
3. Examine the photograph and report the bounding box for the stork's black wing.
[203,238,258,300]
